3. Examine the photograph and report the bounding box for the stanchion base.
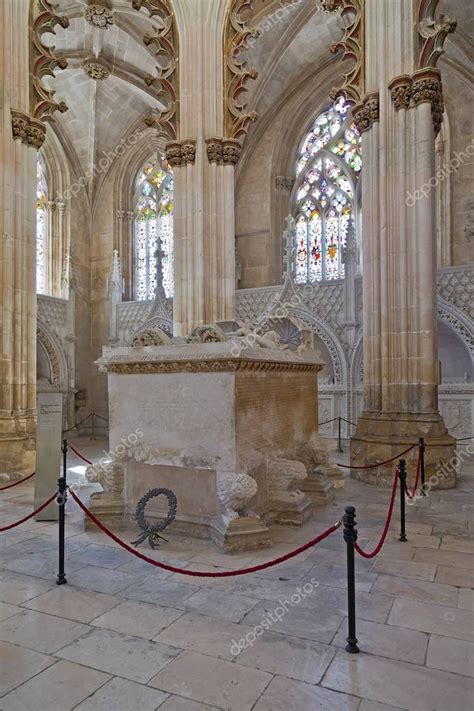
[56,575,67,586]
[345,639,360,654]
[399,534,407,542]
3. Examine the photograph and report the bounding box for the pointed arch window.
[292,97,361,282]
[134,154,174,300]
[36,155,48,295]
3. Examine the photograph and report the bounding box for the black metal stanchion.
[419,437,426,496]
[338,416,343,453]
[56,439,68,585]
[398,459,407,542]
[343,505,359,653]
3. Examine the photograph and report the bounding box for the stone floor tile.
[387,598,474,641]
[0,609,89,653]
[413,547,474,569]
[155,612,253,660]
[23,586,121,623]
[0,659,110,710]
[0,601,20,622]
[372,557,436,581]
[92,599,183,639]
[235,629,335,684]
[303,562,377,592]
[67,565,138,594]
[441,536,474,554]
[252,674,359,711]
[390,533,440,549]
[159,696,217,711]
[0,552,83,581]
[426,634,474,677]
[333,618,428,663]
[149,651,271,711]
[459,588,474,611]
[121,576,197,607]
[322,652,474,710]
[75,676,169,710]
[182,587,259,623]
[358,701,403,711]
[372,574,459,606]
[0,640,54,696]
[242,598,343,644]
[435,564,474,588]
[360,542,415,561]
[56,628,180,684]
[67,543,133,569]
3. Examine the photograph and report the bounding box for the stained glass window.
[134,154,173,300]
[36,156,48,295]
[293,98,361,282]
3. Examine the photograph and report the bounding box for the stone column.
[0,0,38,475]
[350,0,456,485]
[169,0,236,336]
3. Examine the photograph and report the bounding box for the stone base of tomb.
[300,470,337,505]
[350,412,457,489]
[97,341,329,551]
[84,492,127,531]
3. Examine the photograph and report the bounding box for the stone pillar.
[169,0,236,336]
[350,0,456,486]
[0,0,38,475]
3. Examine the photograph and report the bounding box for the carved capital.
[116,210,126,221]
[351,91,379,134]
[11,110,30,143]
[412,68,444,136]
[222,139,241,166]
[56,201,66,214]
[205,138,241,166]
[275,176,294,193]
[165,140,196,167]
[388,74,413,110]
[180,140,197,165]
[206,139,223,164]
[165,141,183,167]
[11,110,46,149]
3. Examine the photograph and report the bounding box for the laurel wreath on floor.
[131,487,178,549]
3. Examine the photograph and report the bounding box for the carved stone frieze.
[98,358,323,375]
[130,328,171,347]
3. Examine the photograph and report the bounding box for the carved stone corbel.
[11,110,47,149]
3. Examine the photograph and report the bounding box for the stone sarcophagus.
[96,333,335,551]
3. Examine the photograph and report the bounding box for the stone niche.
[96,340,336,551]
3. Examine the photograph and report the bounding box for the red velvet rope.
[68,445,93,466]
[405,447,422,499]
[354,469,398,559]
[0,493,57,532]
[69,489,341,578]
[336,444,417,470]
[0,472,35,491]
